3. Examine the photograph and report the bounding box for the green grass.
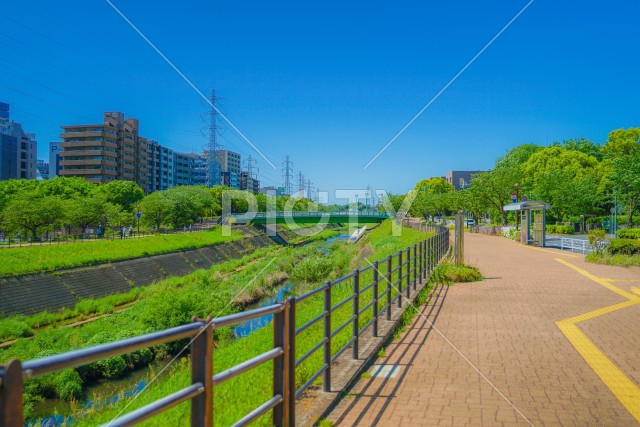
[7,219,437,425]
[0,227,242,277]
[431,263,483,285]
[586,252,640,268]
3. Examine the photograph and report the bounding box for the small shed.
[503,200,551,246]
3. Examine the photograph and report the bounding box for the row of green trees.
[0,178,318,239]
[399,126,640,226]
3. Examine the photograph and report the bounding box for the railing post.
[287,297,296,427]
[413,243,418,289]
[273,300,290,427]
[405,248,411,298]
[0,360,23,427]
[397,251,403,308]
[386,256,392,320]
[323,281,332,392]
[372,261,379,337]
[422,240,427,280]
[190,317,213,427]
[352,269,360,359]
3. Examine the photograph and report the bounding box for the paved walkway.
[326,232,640,426]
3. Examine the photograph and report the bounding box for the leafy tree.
[603,127,640,157]
[468,166,522,225]
[38,177,97,200]
[495,144,542,169]
[98,180,144,211]
[554,138,602,159]
[1,193,66,239]
[0,179,39,211]
[139,192,173,229]
[66,195,113,230]
[612,151,640,226]
[165,186,213,227]
[414,177,454,195]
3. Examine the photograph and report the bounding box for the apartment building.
[445,170,484,190]
[240,171,260,194]
[0,103,37,181]
[217,149,241,189]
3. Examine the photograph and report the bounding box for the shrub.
[588,229,607,255]
[617,228,640,239]
[607,238,640,255]
[433,263,482,284]
[546,225,556,233]
[291,256,333,283]
[95,356,127,379]
[552,225,574,235]
[53,369,83,400]
[0,318,34,341]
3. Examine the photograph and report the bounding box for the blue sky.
[1,0,639,196]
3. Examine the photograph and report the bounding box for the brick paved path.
[326,232,640,426]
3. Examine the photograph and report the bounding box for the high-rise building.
[217,150,241,189]
[240,171,260,194]
[0,103,37,181]
[58,112,152,188]
[48,142,62,179]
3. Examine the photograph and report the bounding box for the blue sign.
[521,196,528,202]
[511,194,517,203]
[135,211,142,220]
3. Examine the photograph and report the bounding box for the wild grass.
[10,219,437,425]
[0,227,242,277]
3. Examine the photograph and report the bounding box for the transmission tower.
[282,155,294,195]
[245,155,259,179]
[297,171,305,196]
[306,180,313,201]
[205,89,222,187]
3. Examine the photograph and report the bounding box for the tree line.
[396,126,640,226]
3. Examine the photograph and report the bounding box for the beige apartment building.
[59,112,149,188]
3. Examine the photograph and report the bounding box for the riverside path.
[325,232,640,426]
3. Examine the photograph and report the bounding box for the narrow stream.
[28,233,349,426]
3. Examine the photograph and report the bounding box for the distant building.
[217,150,241,189]
[0,103,37,181]
[240,171,260,194]
[445,170,484,190]
[48,142,61,178]
[37,160,49,180]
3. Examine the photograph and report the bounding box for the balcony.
[59,159,117,167]
[59,131,103,139]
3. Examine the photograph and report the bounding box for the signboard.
[511,194,517,203]
[135,211,142,220]
[521,196,528,202]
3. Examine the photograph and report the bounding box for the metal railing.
[559,237,609,254]
[229,209,389,220]
[0,225,450,427]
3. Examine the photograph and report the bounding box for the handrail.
[1,223,451,427]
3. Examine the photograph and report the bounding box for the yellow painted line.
[556,320,640,423]
[512,243,579,257]
[555,258,640,423]
[555,258,640,301]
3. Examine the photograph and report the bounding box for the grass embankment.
[0,227,242,277]
[4,220,432,425]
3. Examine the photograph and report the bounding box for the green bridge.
[228,210,390,225]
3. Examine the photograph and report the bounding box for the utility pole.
[282,155,294,196]
[245,155,258,179]
[205,89,222,187]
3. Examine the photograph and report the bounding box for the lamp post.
[513,183,520,231]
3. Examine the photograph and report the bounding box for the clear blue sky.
[1,0,639,196]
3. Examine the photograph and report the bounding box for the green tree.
[139,192,173,229]
[38,176,97,199]
[66,195,113,230]
[612,151,640,226]
[468,166,522,225]
[603,127,640,157]
[98,180,144,211]
[495,144,542,169]
[1,193,66,239]
[165,186,214,227]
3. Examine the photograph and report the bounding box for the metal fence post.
[405,248,411,298]
[413,243,420,291]
[323,281,332,392]
[397,251,403,308]
[273,300,289,427]
[287,297,296,427]
[422,240,427,280]
[386,257,392,320]
[352,269,360,359]
[190,317,213,427]
[0,360,23,427]
[372,261,379,337]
